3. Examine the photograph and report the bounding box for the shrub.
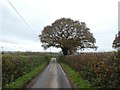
[63,52,120,88]
[2,52,49,88]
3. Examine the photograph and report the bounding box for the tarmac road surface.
[27,58,72,88]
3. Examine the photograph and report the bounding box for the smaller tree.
[113,31,120,49]
[113,31,120,59]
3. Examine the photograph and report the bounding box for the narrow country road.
[26,58,72,88]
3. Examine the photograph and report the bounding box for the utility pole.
[1,47,4,54]
[0,58,1,89]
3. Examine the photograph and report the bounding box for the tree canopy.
[113,31,120,49]
[39,18,97,55]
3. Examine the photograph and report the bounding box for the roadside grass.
[60,62,92,89]
[4,63,47,89]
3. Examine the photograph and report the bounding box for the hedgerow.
[2,52,50,88]
[62,52,120,88]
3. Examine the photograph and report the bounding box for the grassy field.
[2,52,51,88]
[58,51,120,88]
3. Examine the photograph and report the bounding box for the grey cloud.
[0,0,118,52]
[1,4,39,43]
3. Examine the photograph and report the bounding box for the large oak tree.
[39,18,97,55]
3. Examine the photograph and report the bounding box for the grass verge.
[60,62,92,88]
[4,63,47,89]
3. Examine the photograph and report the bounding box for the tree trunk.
[61,47,68,55]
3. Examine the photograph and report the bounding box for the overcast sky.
[0,0,119,52]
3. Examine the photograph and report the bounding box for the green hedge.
[2,52,50,88]
[4,64,46,88]
[61,63,91,88]
[60,52,120,88]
